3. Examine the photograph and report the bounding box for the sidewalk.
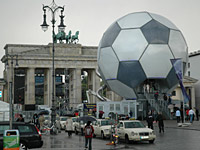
[142,119,200,131]
[163,120,200,131]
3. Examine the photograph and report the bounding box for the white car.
[93,119,115,139]
[117,120,156,144]
[59,116,68,130]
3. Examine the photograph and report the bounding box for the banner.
[171,59,190,103]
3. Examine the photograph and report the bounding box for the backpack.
[85,126,92,136]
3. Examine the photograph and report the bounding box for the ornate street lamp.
[41,0,66,134]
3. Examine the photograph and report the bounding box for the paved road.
[34,120,200,150]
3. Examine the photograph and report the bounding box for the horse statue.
[71,31,79,44]
[66,30,72,44]
[53,31,66,43]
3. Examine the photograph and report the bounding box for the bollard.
[3,130,20,150]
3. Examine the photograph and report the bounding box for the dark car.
[0,121,43,150]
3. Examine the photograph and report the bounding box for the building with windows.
[187,50,200,108]
[1,43,101,110]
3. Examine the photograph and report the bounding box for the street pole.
[7,54,18,129]
[41,0,65,135]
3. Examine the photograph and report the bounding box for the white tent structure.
[0,101,9,121]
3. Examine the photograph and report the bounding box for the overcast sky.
[0,0,200,77]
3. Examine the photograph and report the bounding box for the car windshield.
[61,118,67,121]
[124,122,145,128]
[101,120,115,126]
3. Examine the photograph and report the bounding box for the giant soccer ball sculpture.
[98,12,188,99]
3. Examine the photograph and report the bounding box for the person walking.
[196,108,199,121]
[154,91,159,101]
[156,112,164,133]
[175,109,181,123]
[186,109,189,121]
[16,114,24,122]
[38,114,45,131]
[84,121,94,150]
[66,116,73,136]
[189,108,195,123]
[146,111,154,130]
[32,113,39,128]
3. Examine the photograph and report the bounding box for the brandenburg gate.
[1,43,101,110]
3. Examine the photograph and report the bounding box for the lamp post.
[41,0,66,134]
[6,54,19,129]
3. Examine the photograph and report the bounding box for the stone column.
[87,69,100,103]
[191,87,195,108]
[69,68,82,109]
[44,68,52,106]
[25,68,35,104]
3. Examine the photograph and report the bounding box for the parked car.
[0,121,43,150]
[117,120,156,144]
[59,116,68,130]
[93,119,115,139]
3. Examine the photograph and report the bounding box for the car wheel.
[20,142,27,150]
[101,131,105,139]
[149,140,155,144]
[125,135,130,144]
[75,128,78,135]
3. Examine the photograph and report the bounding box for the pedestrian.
[146,111,154,130]
[186,109,189,121]
[32,113,39,128]
[189,108,195,123]
[175,109,181,123]
[168,96,172,104]
[196,108,199,121]
[154,91,159,101]
[38,114,45,131]
[163,93,168,101]
[66,116,73,136]
[146,83,150,93]
[84,121,94,150]
[16,114,24,122]
[180,108,184,123]
[156,112,164,133]
[129,110,133,118]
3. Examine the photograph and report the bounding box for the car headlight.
[104,129,110,133]
[150,131,155,135]
[131,132,138,136]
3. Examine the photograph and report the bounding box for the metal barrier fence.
[0,111,36,122]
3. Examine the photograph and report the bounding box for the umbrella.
[38,110,49,115]
[78,116,96,123]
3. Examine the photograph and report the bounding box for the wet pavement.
[33,120,200,150]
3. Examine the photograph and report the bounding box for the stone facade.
[1,43,101,110]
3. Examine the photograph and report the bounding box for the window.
[0,125,9,134]
[172,91,176,96]
[188,71,190,77]
[110,104,114,111]
[18,125,34,133]
[115,104,120,111]
[188,62,190,68]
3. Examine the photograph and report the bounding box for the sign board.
[0,91,2,98]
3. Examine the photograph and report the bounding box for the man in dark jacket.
[156,112,164,133]
[16,114,24,122]
[146,111,154,130]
